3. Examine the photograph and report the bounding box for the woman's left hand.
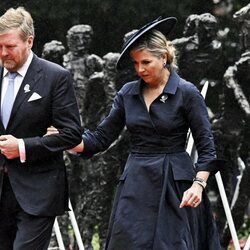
[179,182,203,208]
[44,126,59,136]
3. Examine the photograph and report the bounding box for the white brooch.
[160,95,168,103]
[24,84,31,93]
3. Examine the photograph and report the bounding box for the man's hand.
[0,135,20,159]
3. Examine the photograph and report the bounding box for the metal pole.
[231,157,245,209]
[68,200,85,250]
[243,235,250,250]
[215,172,241,250]
[53,217,66,250]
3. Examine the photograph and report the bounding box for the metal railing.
[52,199,85,250]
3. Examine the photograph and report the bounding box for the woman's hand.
[44,126,59,136]
[179,171,209,208]
[179,182,203,208]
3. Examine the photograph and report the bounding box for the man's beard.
[2,59,16,70]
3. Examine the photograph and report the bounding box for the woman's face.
[130,49,166,86]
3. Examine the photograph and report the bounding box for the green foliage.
[91,225,100,250]
[237,215,250,239]
[92,232,100,250]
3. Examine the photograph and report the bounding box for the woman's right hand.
[45,126,59,136]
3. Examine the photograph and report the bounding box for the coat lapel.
[7,55,43,129]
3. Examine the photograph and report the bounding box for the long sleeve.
[82,90,126,158]
[184,82,225,174]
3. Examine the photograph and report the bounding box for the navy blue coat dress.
[82,70,221,250]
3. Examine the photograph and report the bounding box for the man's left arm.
[0,69,82,162]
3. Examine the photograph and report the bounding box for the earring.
[163,62,170,70]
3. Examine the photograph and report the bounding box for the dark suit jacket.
[0,54,82,216]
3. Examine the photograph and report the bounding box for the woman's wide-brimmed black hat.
[116,16,177,70]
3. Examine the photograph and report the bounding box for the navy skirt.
[105,152,221,250]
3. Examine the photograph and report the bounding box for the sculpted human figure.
[173,13,222,86]
[63,24,103,122]
[212,4,250,249]
[84,52,119,128]
[41,40,65,65]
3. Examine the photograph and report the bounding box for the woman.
[49,16,222,249]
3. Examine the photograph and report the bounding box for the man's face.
[0,29,33,71]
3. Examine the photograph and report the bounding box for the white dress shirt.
[1,51,34,163]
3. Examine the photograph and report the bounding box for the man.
[0,7,82,250]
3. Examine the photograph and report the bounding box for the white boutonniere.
[160,94,168,103]
[24,84,31,93]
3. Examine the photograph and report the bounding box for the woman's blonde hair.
[0,7,34,40]
[130,29,178,70]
